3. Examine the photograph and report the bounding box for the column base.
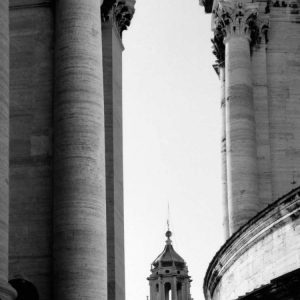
[0,279,17,300]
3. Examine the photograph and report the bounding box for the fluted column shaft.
[0,2,17,299]
[54,0,107,299]
[225,35,259,234]
[220,67,230,239]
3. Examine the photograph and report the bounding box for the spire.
[167,201,170,231]
[166,202,173,245]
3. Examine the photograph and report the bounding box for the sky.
[122,1,224,299]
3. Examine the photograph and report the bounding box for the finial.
[165,230,172,244]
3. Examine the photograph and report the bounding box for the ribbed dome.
[152,231,186,269]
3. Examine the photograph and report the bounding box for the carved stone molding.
[102,0,135,38]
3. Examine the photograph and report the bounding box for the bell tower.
[147,231,193,300]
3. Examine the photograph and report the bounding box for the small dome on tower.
[151,230,186,270]
[147,230,193,300]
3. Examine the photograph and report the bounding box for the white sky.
[123,1,224,299]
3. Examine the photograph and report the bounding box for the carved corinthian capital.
[211,0,269,69]
[214,1,260,42]
[102,0,136,38]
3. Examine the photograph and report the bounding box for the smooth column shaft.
[171,278,178,300]
[0,1,16,299]
[54,1,107,299]
[225,36,259,234]
[159,281,164,300]
[220,67,230,239]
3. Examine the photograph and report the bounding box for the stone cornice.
[102,0,135,38]
[203,186,300,300]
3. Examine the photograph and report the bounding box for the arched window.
[155,283,159,292]
[9,279,39,300]
[164,282,171,300]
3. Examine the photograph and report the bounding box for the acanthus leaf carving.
[102,0,135,38]
[211,0,269,68]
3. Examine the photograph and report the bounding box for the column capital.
[102,0,135,38]
[213,1,260,43]
[211,0,269,70]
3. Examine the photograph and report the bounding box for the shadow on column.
[9,279,39,300]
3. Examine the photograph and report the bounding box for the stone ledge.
[9,0,51,9]
[204,185,300,300]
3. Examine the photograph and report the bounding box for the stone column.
[53,1,107,299]
[215,1,260,234]
[171,278,178,300]
[225,35,259,234]
[182,282,187,300]
[0,1,17,299]
[159,280,164,300]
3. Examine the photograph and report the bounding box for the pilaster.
[220,67,230,239]
[53,0,107,299]
[101,1,135,300]
[102,0,135,38]
[0,1,17,299]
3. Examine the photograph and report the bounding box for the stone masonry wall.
[204,188,300,300]
[252,0,300,208]
[266,3,300,200]
[9,1,54,299]
[212,204,300,299]
[213,221,300,299]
